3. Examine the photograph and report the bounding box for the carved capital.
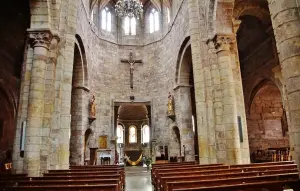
[213,34,235,52]
[27,29,53,49]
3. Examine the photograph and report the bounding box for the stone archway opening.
[115,102,151,166]
[84,128,93,163]
[175,37,198,162]
[169,126,181,161]
[248,81,289,162]
[0,0,30,168]
[70,35,89,165]
[234,0,290,163]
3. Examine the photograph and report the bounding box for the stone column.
[26,29,52,176]
[267,0,300,168]
[213,34,242,164]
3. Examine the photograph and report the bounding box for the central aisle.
[125,166,153,191]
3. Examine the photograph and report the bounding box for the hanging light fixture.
[115,0,143,18]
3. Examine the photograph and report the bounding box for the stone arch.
[2,0,30,171]
[175,36,191,85]
[248,79,276,115]
[247,80,289,160]
[169,126,181,159]
[84,128,93,161]
[74,34,89,88]
[70,35,90,165]
[233,1,271,25]
[174,36,197,161]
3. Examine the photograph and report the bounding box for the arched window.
[116,125,124,143]
[129,125,137,143]
[101,7,111,31]
[124,16,136,35]
[142,125,150,144]
[167,8,170,23]
[150,9,159,33]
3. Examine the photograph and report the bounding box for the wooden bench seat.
[172,180,300,191]
[166,173,300,191]
[159,169,299,191]
[1,184,119,191]
[153,162,299,191]
[155,163,298,184]
[2,179,121,190]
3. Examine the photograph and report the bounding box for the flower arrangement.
[143,155,152,168]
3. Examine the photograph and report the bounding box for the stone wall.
[247,83,289,152]
[75,0,191,162]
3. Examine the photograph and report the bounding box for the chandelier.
[115,0,143,18]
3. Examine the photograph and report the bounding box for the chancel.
[1,0,300,191]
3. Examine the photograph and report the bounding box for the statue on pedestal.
[167,92,175,119]
[89,95,96,119]
[88,95,96,124]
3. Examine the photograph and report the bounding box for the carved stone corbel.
[27,29,53,50]
[213,34,236,52]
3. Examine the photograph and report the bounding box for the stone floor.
[125,166,153,191]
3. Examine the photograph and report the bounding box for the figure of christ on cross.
[121,50,142,89]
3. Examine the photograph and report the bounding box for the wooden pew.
[166,173,300,191]
[151,163,223,178]
[160,169,299,191]
[154,162,298,191]
[1,184,119,191]
[69,165,120,169]
[152,163,225,184]
[173,180,300,191]
[46,167,125,187]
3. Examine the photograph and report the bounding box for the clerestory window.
[124,16,136,35]
[149,9,159,33]
[101,7,112,31]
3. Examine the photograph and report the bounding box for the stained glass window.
[101,7,111,31]
[129,125,137,143]
[150,9,159,33]
[117,125,124,143]
[142,125,150,143]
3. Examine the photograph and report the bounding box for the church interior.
[1,0,300,190]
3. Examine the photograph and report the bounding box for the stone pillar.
[213,34,243,164]
[26,29,52,176]
[267,0,300,168]
[176,86,195,161]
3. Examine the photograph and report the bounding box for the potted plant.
[143,155,152,171]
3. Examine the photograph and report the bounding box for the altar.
[97,149,112,165]
[125,150,143,166]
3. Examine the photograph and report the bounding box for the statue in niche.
[89,95,96,119]
[167,92,175,118]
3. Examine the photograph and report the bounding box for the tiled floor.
[125,166,153,191]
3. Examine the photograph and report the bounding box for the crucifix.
[121,50,143,89]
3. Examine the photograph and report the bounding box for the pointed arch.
[175,36,191,85]
[74,34,89,88]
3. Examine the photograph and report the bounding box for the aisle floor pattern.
[125,166,153,191]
